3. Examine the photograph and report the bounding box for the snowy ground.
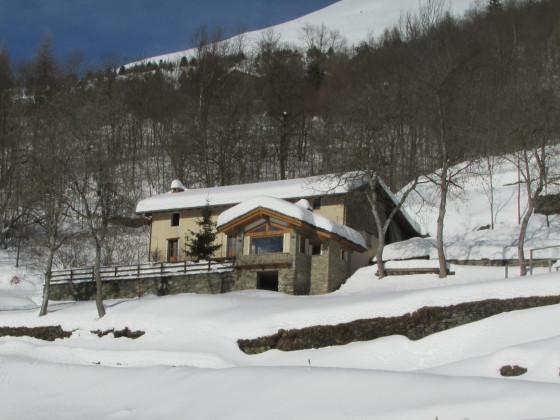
[2,249,560,419]
[2,152,560,418]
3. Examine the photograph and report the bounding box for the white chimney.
[170,179,186,193]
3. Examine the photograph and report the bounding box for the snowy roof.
[136,172,423,236]
[136,173,362,214]
[217,196,366,251]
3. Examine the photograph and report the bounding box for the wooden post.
[137,264,140,278]
[505,265,508,279]
[529,250,534,275]
[161,262,163,275]
[548,259,552,273]
[208,259,211,272]
[184,261,187,273]
[114,266,117,278]
[70,269,73,282]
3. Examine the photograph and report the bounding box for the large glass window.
[246,220,289,255]
[251,236,284,255]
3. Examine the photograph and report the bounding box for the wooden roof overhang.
[218,207,366,253]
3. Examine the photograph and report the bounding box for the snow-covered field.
[1,256,560,419]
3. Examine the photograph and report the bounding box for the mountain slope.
[127,0,476,67]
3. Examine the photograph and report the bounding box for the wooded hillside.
[1,0,559,267]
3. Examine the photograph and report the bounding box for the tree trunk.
[39,247,55,317]
[94,243,106,318]
[375,236,386,279]
[437,164,449,278]
[487,157,495,230]
[436,94,449,278]
[518,202,533,276]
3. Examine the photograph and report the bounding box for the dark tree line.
[0,0,559,309]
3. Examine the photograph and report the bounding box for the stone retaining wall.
[238,295,560,354]
[50,271,233,301]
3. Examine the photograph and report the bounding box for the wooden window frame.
[246,220,289,255]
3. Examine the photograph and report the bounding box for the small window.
[171,213,180,226]
[299,235,307,254]
[311,243,322,255]
[341,249,348,261]
[313,198,322,210]
[365,231,373,248]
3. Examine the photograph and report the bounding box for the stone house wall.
[234,252,295,293]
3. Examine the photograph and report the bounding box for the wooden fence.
[529,245,560,275]
[51,259,235,284]
[504,245,560,278]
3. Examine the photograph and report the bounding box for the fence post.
[529,250,533,275]
[70,269,73,282]
[114,266,117,278]
[92,266,95,282]
[137,264,140,278]
[184,261,187,273]
[161,262,163,275]
[208,259,211,272]
[505,265,508,279]
[549,259,552,273]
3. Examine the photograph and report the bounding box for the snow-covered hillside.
[127,0,476,67]
[383,152,560,262]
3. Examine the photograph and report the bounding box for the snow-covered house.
[135,173,421,293]
[217,196,366,294]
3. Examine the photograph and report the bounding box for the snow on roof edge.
[217,196,366,250]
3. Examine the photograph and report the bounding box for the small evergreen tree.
[186,202,221,260]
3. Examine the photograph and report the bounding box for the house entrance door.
[167,239,179,262]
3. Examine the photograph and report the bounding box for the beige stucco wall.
[149,207,230,262]
[313,196,345,224]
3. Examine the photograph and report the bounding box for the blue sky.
[1,0,338,66]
